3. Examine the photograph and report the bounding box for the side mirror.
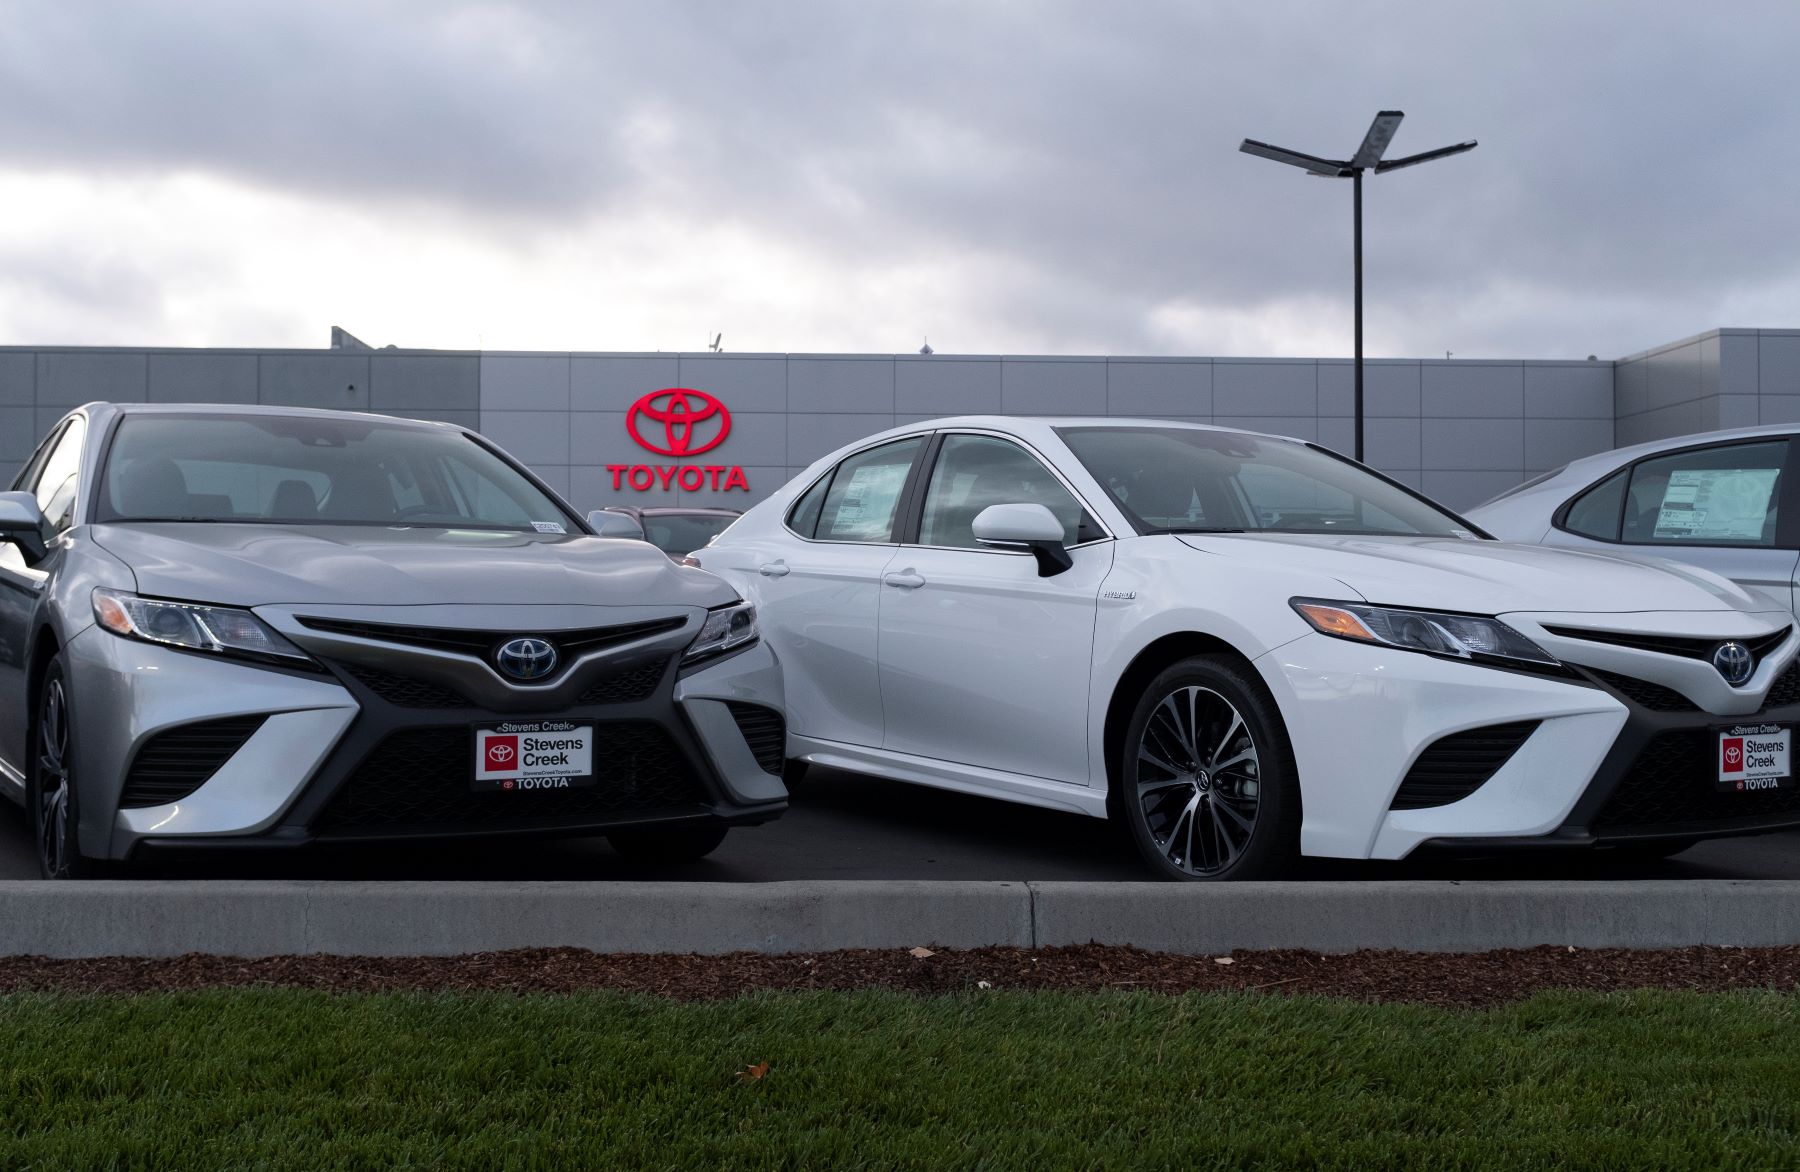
[0,491,46,564]
[972,502,1073,577]
[588,510,646,540]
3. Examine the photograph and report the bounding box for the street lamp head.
[1240,112,1476,180]
[1350,110,1405,170]
[1238,138,1351,177]
[1374,139,1478,173]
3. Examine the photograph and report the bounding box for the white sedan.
[694,417,1800,880]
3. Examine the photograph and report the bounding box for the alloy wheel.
[35,676,76,879]
[1132,685,1262,877]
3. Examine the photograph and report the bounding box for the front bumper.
[1263,631,1800,860]
[67,606,787,861]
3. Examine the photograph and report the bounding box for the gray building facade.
[0,327,1789,513]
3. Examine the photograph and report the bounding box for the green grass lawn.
[3,988,1797,1169]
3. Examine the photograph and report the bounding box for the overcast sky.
[1,1,1795,359]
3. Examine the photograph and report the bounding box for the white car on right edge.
[695,417,1800,881]
[1467,424,1799,616]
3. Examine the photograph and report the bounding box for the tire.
[1115,654,1301,881]
[606,822,730,862]
[29,656,102,880]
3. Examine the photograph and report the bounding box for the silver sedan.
[0,403,786,877]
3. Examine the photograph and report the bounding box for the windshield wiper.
[1156,526,1246,534]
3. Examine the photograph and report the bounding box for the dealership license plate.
[473,721,595,792]
[1717,723,1792,793]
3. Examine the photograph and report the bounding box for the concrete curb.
[2,879,1799,958]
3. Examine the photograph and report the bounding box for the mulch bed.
[3,944,1800,1006]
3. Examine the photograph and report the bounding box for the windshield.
[638,513,738,556]
[97,415,577,533]
[1056,426,1473,538]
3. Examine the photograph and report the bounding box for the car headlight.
[683,601,758,665]
[1290,597,1559,669]
[92,588,315,666]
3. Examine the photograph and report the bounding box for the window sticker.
[531,521,567,534]
[826,463,908,538]
[1652,468,1779,540]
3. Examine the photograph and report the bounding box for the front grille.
[311,722,707,836]
[1767,663,1800,708]
[1592,728,1800,832]
[1586,668,1698,713]
[298,616,687,660]
[1391,721,1538,810]
[339,662,473,708]
[120,716,267,808]
[726,703,785,774]
[1546,625,1790,662]
[576,661,669,704]
[1580,662,1800,715]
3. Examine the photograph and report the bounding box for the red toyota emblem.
[486,739,516,767]
[626,388,731,457]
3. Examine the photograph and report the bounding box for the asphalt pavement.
[3,767,1799,881]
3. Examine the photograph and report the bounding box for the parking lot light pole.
[1239,111,1476,463]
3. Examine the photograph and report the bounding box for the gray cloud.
[3,0,1799,357]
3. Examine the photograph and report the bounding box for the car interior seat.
[109,457,197,519]
[268,478,320,519]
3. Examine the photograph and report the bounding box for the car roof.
[81,401,458,431]
[900,415,1260,431]
[1560,422,1797,476]
[842,415,1298,448]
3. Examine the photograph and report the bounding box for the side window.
[785,472,832,538]
[1619,441,1786,548]
[918,434,1093,549]
[1562,468,1628,541]
[32,416,86,534]
[13,425,63,492]
[813,438,922,543]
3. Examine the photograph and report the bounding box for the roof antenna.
[708,332,723,353]
[919,336,934,355]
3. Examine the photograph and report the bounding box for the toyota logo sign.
[627,388,732,458]
[495,637,559,681]
[1712,641,1755,686]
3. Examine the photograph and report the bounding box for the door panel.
[0,543,45,776]
[745,540,900,748]
[717,436,925,749]
[876,542,1112,783]
[875,431,1114,784]
[0,419,81,775]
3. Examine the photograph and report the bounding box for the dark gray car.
[0,403,786,877]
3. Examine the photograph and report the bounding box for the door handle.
[759,561,791,578]
[883,570,926,590]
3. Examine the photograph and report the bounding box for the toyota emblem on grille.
[1712,641,1755,686]
[496,637,558,681]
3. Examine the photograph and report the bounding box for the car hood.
[1174,532,1768,616]
[91,523,738,610]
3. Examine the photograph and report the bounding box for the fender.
[1084,535,1362,793]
